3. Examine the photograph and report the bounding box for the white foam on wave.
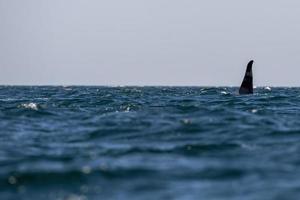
[64,88,73,91]
[220,91,228,95]
[0,98,19,102]
[251,109,258,113]
[125,107,130,112]
[264,86,272,91]
[20,103,39,111]
[62,85,73,91]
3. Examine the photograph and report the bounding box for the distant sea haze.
[1,86,300,200]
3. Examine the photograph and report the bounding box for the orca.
[239,60,254,95]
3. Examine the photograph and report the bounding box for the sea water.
[1,86,300,200]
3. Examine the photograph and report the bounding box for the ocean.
[1,86,300,200]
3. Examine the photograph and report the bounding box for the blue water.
[1,86,300,200]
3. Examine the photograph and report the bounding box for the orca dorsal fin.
[239,60,254,95]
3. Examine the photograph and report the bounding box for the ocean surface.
[1,86,300,200]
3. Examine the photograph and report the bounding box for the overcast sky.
[1,0,300,86]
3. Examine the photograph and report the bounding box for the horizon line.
[0,84,299,88]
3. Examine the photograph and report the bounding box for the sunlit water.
[1,86,300,200]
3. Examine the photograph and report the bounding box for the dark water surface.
[1,86,300,200]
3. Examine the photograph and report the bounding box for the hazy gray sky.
[1,0,300,86]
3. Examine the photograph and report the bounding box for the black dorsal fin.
[239,60,254,95]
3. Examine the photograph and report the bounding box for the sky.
[1,0,300,86]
